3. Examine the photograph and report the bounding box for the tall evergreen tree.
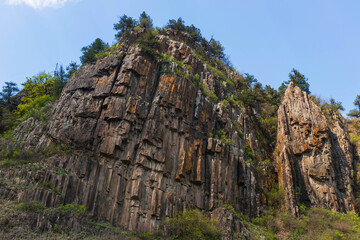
[80,38,109,64]
[348,95,360,118]
[279,69,310,94]
[114,15,138,40]
[66,61,79,79]
[0,82,19,104]
[139,11,153,30]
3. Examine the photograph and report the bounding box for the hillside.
[0,15,360,240]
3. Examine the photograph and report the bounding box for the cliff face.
[0,33,274,232]
[275,82,356,215]
[0,31,358,234]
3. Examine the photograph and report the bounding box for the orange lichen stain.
[277,161,284,188]
[184,139,203,174]
[128,99,137,114]
[176,148,186,178]
[179,48,187,56]
[303,143,309,151]
[312,137,322,148]
[159,75,175,91]
[313,127,320,137]
[196,140,203,182]
[139,81,146,87]
[151,198,157,215]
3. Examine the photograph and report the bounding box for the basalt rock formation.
[0,31,274,233]
[0,30,358,236]
[275,82,356,215]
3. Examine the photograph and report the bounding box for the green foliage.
[279,68,310,94]
[244,144,255,162]
[139,11,153,30]
[0,82,19,104]
[214,129,234,146]
[0,138,35,169]
[163,18,229,65]
[136,30,162,60]
[164,209,221,240]
[348,95,360,118]
[18,201,45,212]
[311,96,345,119]
[114,14,138,40]
[95,43,123,60]
[53,204,86,215]
[65,61,79,79]
[16,72,56,123]
[80,38,109,64]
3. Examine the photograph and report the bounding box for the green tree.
[348,95,360,118]
[16,72,56,120]
[136,30,162,60]
[208,37,225,60]
[54,65,66,97]
[321,98,344,117]
[138,11,153,30]
[279,69,310,94]
[0,82,19,104]
[66,61,79,79]
[80,38,109,64]
[113,15,138,40]
[166,18,186,31]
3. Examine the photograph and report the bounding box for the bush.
[0,139,36,169]
[164,209,221,240]
[54,204,86,215]
[136,30,162,60]
[18,201,45,212]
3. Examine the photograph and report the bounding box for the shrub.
[18,201,45,212]
[55,204,86,215]
[164,209,221,240]
[0,139,36,169]
[136,30,162,60]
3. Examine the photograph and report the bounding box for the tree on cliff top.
[0,82,19,104]
[279,69,310,94]
[114,15,138,40]
[139,11,153,30]
[80,38,109,64]
[348,95,360,118]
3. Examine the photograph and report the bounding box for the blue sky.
[0,0,359,114]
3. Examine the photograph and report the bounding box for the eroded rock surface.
[0,33,273,232]
[275,82,355,215]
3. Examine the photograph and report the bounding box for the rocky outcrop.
[275,82,355,215]
[0,33,274,232]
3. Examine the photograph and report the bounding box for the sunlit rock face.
[275,82,355,215]
[1,34,273,232]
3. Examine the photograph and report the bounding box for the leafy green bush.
[0,138,35,169]
[164,209,221,240]
[136,30,162,60]
[56,204,86,214]
[18,201,45,212]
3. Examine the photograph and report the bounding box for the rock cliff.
[0,31,274,232]
[0,30,358,235]
[275,82,356,215]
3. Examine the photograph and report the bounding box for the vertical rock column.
[275,82,355,215]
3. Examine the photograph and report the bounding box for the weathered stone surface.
[275,82,355,215]
[0,34,273,233]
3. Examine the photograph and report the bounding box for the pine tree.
[113,15,138,40]
[80,38,109,64]
[139,11,153,30]
[0,82,19,104]
[348,95,360,118]
[279,69,310,94]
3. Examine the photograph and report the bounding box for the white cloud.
[6,0,76,9]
